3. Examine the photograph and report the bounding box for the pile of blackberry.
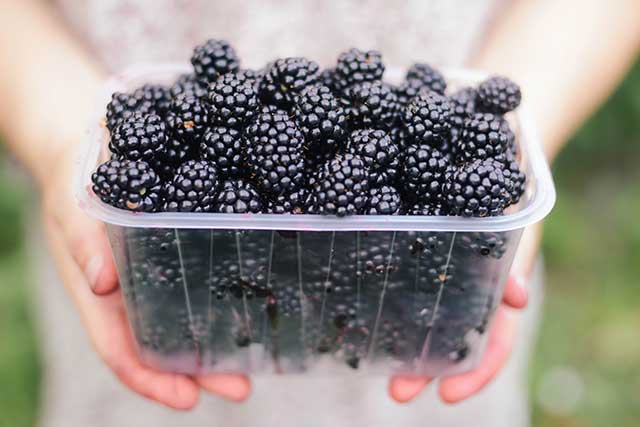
[93,40,525,218]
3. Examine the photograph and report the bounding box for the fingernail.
[85,255,103,290]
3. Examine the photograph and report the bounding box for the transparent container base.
[110,227,521,376]
[78,64,555,376]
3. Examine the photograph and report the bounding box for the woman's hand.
[40,142,251,409]
[388,224,541,403]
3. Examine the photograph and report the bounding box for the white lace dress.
[36,1,541,426]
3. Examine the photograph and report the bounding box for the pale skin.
[1,0,639,410]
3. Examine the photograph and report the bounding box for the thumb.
[43,178,119,295]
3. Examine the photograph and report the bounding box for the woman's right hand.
[40,141,251,409]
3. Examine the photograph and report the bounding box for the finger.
[103,311,201,410]
[43,219,200,410]
[196,374,252,402]
[501,274,528,308]
[388,375,432,403]
[439,306,517,404]
[43,181,119,295]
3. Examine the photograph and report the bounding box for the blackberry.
[105,92,154,133]
[457,113,513,162]
[406,63,447,94]
[444,158,515,217]
[191,39,240,84]
[403,91,453,145]
[476,76,521,114]
[396,63,447,105]
[201,126,246,177]
[91,159,162,212]
[208,73,259,128]
[166,94,209,143]
[343,81,400,130]
[215,179,263,213]
[348,129,399,186]
[334,48,385,91]
[163,160,219,212]
[259,57,320,107]
[459,232,508,259]
[367,185,401,215]
[152,136,197,179]
[170,73,208,99]
[109,112,167,162]
[266,188,309,214]
[293,84,348,152]
[308,154,370,217]
[401,143,450,205]
[246,117,306,196]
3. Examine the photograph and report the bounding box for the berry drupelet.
[308,153,370,217]
[334,48,385,92]
[208,73,260,129]
[367,185,402,215]
[166,94,209,143]
[109,112,167,162]
[105,92,154,134]
[215,179,264,213]
[456,113,513,162]
[259,57,320,107]
[476,76,521,114]
[200,126,246,177]
[403,91,453,145]
[163,160,219,212]
[348,129,400,186]
[293,84,348,152]
[343,81,401,130]
[91,159,162,212]
[191,39,240,84]
[401,143,450,205]
[444,158,515,217]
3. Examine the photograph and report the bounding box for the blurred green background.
[1,60,639,427]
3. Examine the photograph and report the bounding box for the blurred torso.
[53,0,503,71]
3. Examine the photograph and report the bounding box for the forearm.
[0,0,104,187]
[472,0,640,161]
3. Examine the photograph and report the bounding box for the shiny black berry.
[201,126,246,177]
[92,159,162,212]
[403,91,453,145]
[259,57,320,107]
[163,160,219,212]
[348,129,400,186]
[476,76,521,114]
[191,39,240,84]
[208,73,260,128]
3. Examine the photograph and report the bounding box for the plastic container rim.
[75,63,556,232]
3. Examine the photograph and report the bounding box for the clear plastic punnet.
[76,64,555,376]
